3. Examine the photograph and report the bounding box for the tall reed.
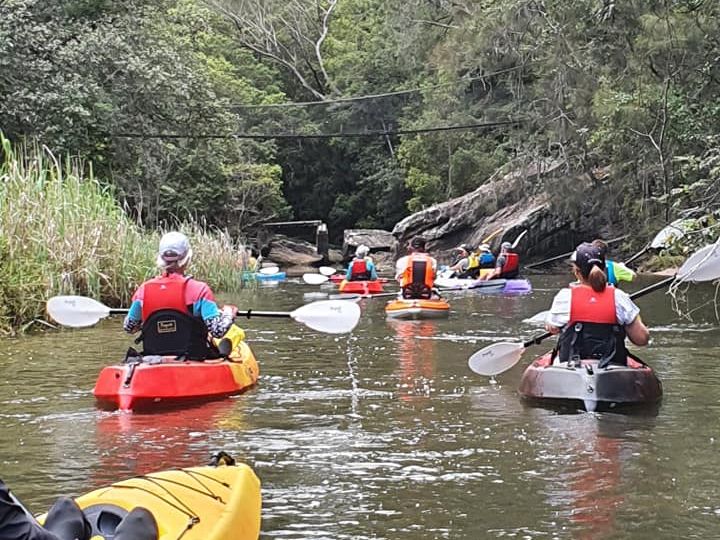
[0,134,249,334]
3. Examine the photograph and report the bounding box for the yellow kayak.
[38,460,261,540]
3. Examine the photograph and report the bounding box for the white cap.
[157,231,192,269]
[479,244,491,252]
[356,244,370,257]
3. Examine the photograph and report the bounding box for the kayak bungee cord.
[141,473,227,503]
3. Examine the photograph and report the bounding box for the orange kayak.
[93,341,259,411]
[338,279,384,294]
[385,298,450,320]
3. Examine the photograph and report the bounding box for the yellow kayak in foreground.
[39,461,261,540]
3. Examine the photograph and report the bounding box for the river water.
[1,275,720,539]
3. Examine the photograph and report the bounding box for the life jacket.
[605,260,617,286]
[140,275,217,360]
[349,258,371,281]
[467,253,480,270]
[479,252,495,269]
[555,285,627,367]
[499,252,519,278]
[400,254,435,299]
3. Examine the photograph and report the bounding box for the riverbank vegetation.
[2,0,719,242]
[0,135,249,334]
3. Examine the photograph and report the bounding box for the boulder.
[343,229,395,258]
[392,160,608,264]
[267,235,322,266]
[327,248,344,264]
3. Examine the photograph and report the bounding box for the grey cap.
[157,231,192,268]
[356,244,370,257]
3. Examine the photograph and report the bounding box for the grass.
[0,134,250,334]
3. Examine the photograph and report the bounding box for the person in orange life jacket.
[395,236,438,299]
[592,239,636,286]
[480,241,520,280]
[345,244,378,281]
[123,231,244,359]
[544,242,649,367]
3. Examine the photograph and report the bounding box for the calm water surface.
[1,275,720,539]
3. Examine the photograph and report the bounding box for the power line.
[231,66,526,109]
[111,119,522,140]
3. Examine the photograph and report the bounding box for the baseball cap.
[356,244,370,257]
[157,231,192,268]
[479,244,491,252]
[570,242,604,274]
[456,243,472,253]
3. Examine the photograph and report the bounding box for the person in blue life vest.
[592,239,636,286]
[544,242,649,367]
[123,231,244,359]
[345,244,378,281]
[480,241,520,280]
[473,244,496,276]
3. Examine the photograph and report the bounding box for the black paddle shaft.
[521,275,676,348]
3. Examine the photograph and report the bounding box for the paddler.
[447,244,472,278]
[544,242,649,367]
[345,244,378,281]
[395,236,438,299]
[0,479,158,540]
[592,238,636,286]
[123,231,245,359]
[480,241,520,280]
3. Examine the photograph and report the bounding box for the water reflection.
[389,320,437,402]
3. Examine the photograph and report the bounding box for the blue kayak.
[255,271,287,281]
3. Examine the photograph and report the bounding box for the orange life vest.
[141,275,191,319]
[400,254,435,297]
[350,258,370,280]
[500,252,519,278]
[569,284,617,324]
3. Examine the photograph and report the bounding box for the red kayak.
[330,274,389,284]
[93,342,259,411]
[338,279,384,294]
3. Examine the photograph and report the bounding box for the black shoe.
[43,497,91,540]
[114,507,158,540]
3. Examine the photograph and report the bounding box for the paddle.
[482,227,504,244]
[511,229,527,249]
[468,242,720,377]
[624,222,689,265]
[258,265,280,275]
[524,235,628,269]
[46,295,361,334]
[319,266,337,276]
[302,273,330,285]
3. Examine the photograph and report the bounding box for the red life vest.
[500,252,519,277]
[569,285,617,324]
[350,258,370,280]
[141,275,191,320]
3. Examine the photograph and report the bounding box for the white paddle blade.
[291,300,361,334]
[677,243,720,282]
[319,266,337,276]
[302,273,330,285]
[46,296,111,328]
[523,310,548,326]
[258,265,281,275]
[468,342,525,377]
[650,223,686,249]
[511,229,528,249]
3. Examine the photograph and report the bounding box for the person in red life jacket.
[345,244,378,281]
[394,236,438,299]
[544,242,649,367]
[481,241,520,280]
[123,231,243,360]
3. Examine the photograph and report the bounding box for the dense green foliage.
[2,0,720,242]
[0,134,251,334]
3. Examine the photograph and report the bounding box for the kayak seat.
[43,497,92,540]
[82,504,158,540]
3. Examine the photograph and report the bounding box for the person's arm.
[613,262,637,283]
[123,299,143,334]
[345,264,353,280]
[615,289,649,345]
[369,261,378,280]
[395,257,405,282]
[193,283,234,338]
[544,288,571,334]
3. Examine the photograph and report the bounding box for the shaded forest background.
[2,0,719,244]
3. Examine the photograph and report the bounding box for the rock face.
[392,160,607,263]
[267,235,322,266]
[343,229,395,258]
